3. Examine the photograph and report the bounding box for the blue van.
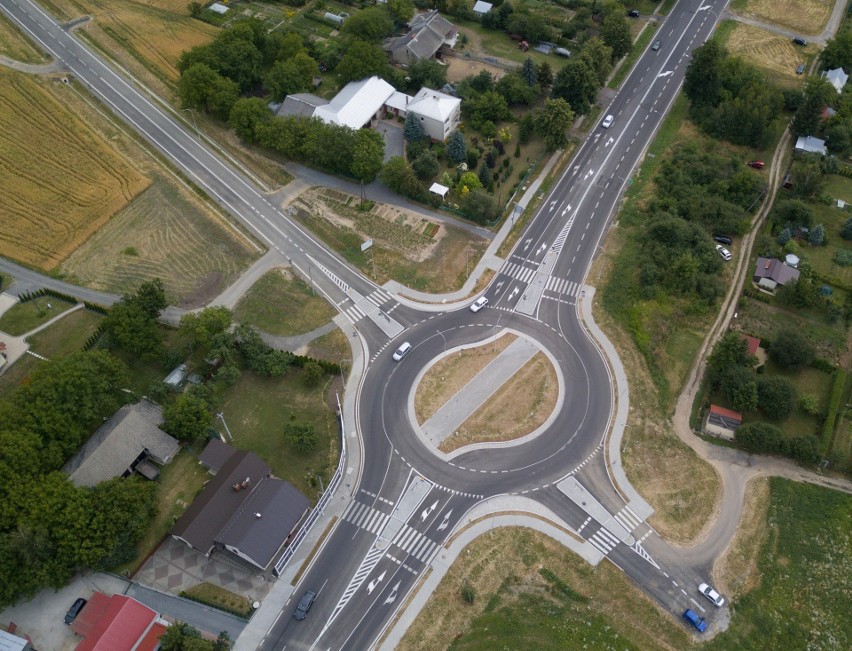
[683,609,707,632]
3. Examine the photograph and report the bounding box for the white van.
[392,342,412,361]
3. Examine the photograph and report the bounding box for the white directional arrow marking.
[509,287,519,300]
[524,238,532,251]
[698,4,711,11]
[606,137,614,147]
[584,169,595,180]
[572,165,580,176]
[561,203,572,216]
[384,581,401,605]
[658,70,673,78]
[495,281,504,293]
[421,500,438,521]
[549,200,557,211]
[437,509,453,532]
[367,570,386,595]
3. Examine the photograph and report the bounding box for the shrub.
[284,421,318,452]
[798,393,821,416]
[835,249,852,266]
[303,361,323,387]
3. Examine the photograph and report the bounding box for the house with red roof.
[70,592,167,651]
[704,404,743,440]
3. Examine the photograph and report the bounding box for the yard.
[234,267,337,337]
[217,367,339,503]
[0,298,77,336]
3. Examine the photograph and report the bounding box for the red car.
[747,160,765,169]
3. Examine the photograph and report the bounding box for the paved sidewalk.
[260,320,337,353]
[421,336,539,446]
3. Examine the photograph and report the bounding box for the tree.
[533,98,574,151]
[386,0,414,22]
[351,129,385,182]
[179,307,232,350]
[707,331,756,382]
[403,112,425,141]
[600,11,631,61]
[380,156,422,198]
[841,217,852,240]
[736,422,783,454]
[302,361,324,388]
[463,90,511,128]
[127,274,166,316]
[521,56,537,87]
[537,61,553,92]
[684,40,724,109]
[406,58,447,92]
[551,58,599,115]
[792,77,836,136]
[785,435,821,464]
[103,301,163,360]
[809,223,826,245]
[719,365,758,412]
[447,130,467,163]
[269,31,306,63]
[229,97,271,142]
[478,160,490,188]
[771,199,814,229]
[461,189,498,223]
[757,376,797,420]
[821,30,852,71]
[342,7,394,42]
[791,153,826,199]
[578,37,613,85]
[458,171,483,194]
[335,41,389,84]
[265,55,315,101]
[412,150,440,180]
[495,72,537,105]
[163,392,211,443]
[768,328,815,369]
[160,622,203,651]
[233,324,293,376]
[284,421,318,452]
[798,393,821,415]
[188,2,202,18]
[178,63,220,111]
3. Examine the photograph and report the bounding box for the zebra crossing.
[544,276,583,297]
[364,288,394,308]
[613,505,644,533]
[341,302,367,324]
[390,523,440,564]
[502,261,539,283]
[587,526,622,555]
[342,500,390,536]
[339,288,398,325]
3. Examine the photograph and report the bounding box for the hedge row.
[17,287,110,313]
[179,589,252,620]
[820,368,847,457]
[291,353,341,375]
[82,324,107,352]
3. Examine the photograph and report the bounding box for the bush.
[757,376,797,420]
[798,393,821,416]
[736,422,784,455]
[284,421,318,452]
[768,328,815,369]
[835,249,852,266]
[461,583,475,604]
[303,361,323,387]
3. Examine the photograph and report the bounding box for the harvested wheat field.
[736,0,832,36]
[727,23,807,86]
[60,176,257,308]
[44,0,216,84]
[0,69,149,270]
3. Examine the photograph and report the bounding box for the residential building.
[794,135,827,156]
[753,257,801,292]
[313,76,401,129]
[171,441,310,571]
[0,629,32,651]
[822,67,848,93]
[276,93,329,119]
[63,401,179,487]
[384,10,458,65]
[704,404,742,440]
[70,592,167,651]
[406,87,461,141]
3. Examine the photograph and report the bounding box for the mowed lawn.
[723,22,811,88]
[0,298,77,336]
[218,368,339,504]
[0,69,150,270]
[59,176,258,308]
[234,268,337,337]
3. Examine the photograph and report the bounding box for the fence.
[274,392,347,576]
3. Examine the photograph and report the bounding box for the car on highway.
[747,160,765,169]
[392,342,412,361]
[64,597,87,625]
[293,590,316,621]
[627,9,640,17]
[601,114,614,128]
[470,297,488,312]
[652,40,661,51]
[683,609,707,632]
[699,583,725,607]
[713,235,732,245]
[716,244,732,261]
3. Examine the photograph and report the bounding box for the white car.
[392,342,412,362]
[470,297,489,312]
[716,244,732,261]
[601,114,614,129]
[698,583,725,607]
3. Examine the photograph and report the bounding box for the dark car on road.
[294,590,316,621]
[683,609,707,632]
[652,40,661,51]
[628,9,640,17]
[64,597,87,624]
[793,36,807,46]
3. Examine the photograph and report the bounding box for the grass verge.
[0,298,76,336]
[234,268,336,337]
[441,351,558,453]
[181,582,253,619]
[415,332,516,423]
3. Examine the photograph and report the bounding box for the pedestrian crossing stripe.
[342,500,390,535]
[390,523,439,563]
[364,288,394,308]
[343,304,366,323]
[502,261,539,283]
[614,505,643,533]
[587,527,621,555]
[544,277,582,296]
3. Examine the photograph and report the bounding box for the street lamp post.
[182,108,200,139]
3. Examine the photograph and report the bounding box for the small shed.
[429,182,450,198]
[164,363,188,389]
[473,1,493,16]
[705,404,743,440]
[208,2,229,14]
[795,135,827,156]
[785,253,800,268]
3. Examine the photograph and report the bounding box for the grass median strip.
[415,332,517,424]
[439,351,557,453]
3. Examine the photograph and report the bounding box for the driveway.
[377,120,404,162]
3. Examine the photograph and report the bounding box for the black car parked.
[64,597,87,624]
[713,235,733,245]
[628,9,640,17]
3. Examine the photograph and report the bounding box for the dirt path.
[0,53,64,74]
[668,127,852,572]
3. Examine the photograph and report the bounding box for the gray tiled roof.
[216,477,310,569]
[64,401,179,488]
[276,93,329,118]
[170,447,270,555]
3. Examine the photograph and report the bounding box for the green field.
[218,368,339,503]
[0,298,76,336]
[234,268,336,337]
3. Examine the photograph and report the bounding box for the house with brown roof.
[171,441,310,571]
[753,257,800,292]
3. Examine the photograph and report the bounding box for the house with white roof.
[407,87,461,141]
[822,67,848,93]
[313,76,401,129]
[473,1,493,16]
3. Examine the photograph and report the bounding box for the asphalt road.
[0,0,733,647]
